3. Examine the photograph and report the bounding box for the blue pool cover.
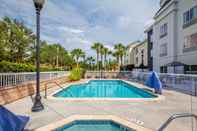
[0,106,29,131]
[145,71,162,94]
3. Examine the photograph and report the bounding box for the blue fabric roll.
[145,71,162,94]
[0,106,29,131]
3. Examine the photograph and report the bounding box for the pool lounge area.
[4,78,197,131]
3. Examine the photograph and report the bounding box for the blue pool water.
[55,120,135,131]
[54,80,156,98]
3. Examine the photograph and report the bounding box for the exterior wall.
[160,0,171,7]
[153,0,178,72]
[152,0,197,73]
[123,42,141,66]
[177,0,197,65]
[133,41,148,67]
[147,28,153,71]
[124,47,134,65]
[0,76,68,105]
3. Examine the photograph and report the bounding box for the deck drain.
[130,118,144,125]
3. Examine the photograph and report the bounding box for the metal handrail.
[44,81,73,98]
[158,113,197,131]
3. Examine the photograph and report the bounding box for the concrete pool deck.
[5,79,197,131]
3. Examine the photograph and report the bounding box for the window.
[183,6,197,26]
[150,35,153,43]
[160,66,167,73]
[135,48,138,54]
[136,57,138,64]
[150,49,153,57]
[141,49,144,56]
[160,23,168,38]
[184,33,197,50]
[160,44,167,57]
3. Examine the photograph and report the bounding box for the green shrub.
[0,61,64,72]
[68,67,82,81]
[0,61,36,72]
[40,66,63,72]
[80,68,86,79]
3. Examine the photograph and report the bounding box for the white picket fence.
[0,71,69,88]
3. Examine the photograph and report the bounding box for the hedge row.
[0,61,63,72]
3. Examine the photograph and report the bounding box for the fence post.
[193,77,196,96]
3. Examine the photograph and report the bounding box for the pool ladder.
[158,113,197,131]
[44,81,73,98]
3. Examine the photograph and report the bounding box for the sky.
[0,0,159,56]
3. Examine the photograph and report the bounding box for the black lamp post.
[141,50,144,66]
[32,0,45,112]
[141,50,144,71]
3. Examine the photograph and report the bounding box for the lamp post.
[141,50,144,71]
[32,0,45,112]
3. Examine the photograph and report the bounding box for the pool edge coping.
[35,115,153,131]
[47,79,165,102]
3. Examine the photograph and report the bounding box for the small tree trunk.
[104,54,107,71]
[97,51,99,70]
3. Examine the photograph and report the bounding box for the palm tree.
[100,45,104,70]
[71,48,85,67]
[91,42,103,70]
[113,51,120,65]
[81,52,86,63]
[103,47,112,70]
[86,56,95,70]
[114,43,126,67]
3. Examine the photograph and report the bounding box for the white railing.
[0,71,69,88]
[85,71,197,95]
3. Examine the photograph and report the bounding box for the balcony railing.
[0,71,69,88]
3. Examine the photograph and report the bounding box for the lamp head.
[33,0,45,10]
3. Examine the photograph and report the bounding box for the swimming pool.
[55,120,134,131]
[36,115,152,131]
[53,80,156,98]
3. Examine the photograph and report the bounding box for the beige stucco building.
[124,40,148,70]
[124,41,141,67]
[133,40,148,68]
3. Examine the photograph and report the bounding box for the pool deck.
[5,79,197,131]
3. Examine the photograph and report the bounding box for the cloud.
[105,44,114,51]
[0,0,160,56]
[59,26,84,34]
[144,19,155,28]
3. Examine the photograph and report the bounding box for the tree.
[71,48,85,67]
[100,45,105,70]
[113,51,120,65]
[86,56,95,70]
[103,47,112,70]
[107,50,112,64]
[0,16,93,72]
[114,43,126,67]
[39,43,69,68]
[0,17,36,63]
[91,42,103,70]
[0,19,8,61]
[63,51,74,70]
